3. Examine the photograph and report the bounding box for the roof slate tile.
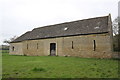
[11,15,109,43]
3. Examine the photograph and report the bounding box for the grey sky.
[0,0,119,45]
[118,1,120,35]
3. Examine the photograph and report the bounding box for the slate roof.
[11,15,110,43]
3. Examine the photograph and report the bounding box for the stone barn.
[9,14,114,58]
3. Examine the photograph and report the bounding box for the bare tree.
[112,17,119,36]
[3,36,17,45]
[112,17,120,51]
[118,17,120,51]
[118,17,120,35]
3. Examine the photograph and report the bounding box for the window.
[12,46,14,51]
[72,41,74,49]
[64,27,68,31]
[27,44,28,50]
[93,40,96,51]
[37,43,38,49]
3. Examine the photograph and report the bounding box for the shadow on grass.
[32,67,46,72]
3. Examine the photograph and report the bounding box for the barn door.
[50,43,56,56]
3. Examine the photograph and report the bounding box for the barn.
[9,14,114,58]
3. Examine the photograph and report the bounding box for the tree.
[3,36,17,45]
[118,17,120,51]
[112,17,120,51]
[112,17,119,35]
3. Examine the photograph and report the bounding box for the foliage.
[32,67,46,72]
[0,45,9,53]
[1,50,9,53]
[2,53,119,78]
[0,45,9,50]
[112,17,120,35]
[113,34,120,51]
[112,17,120,52]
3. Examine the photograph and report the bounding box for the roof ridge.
[33,15,109,30]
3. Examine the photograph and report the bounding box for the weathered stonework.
[9,42,23,55]
[10,33,113,58]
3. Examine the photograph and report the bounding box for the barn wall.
[9,43,23,55]
[22,40,44,56]
[9,33,112,58]
[22,38,63,56]
[62,34,112,58]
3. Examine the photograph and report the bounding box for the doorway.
[50,43,56,56]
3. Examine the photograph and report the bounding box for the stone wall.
[62,34,112,58]
[9,42,23,55]
[9,33,113,58]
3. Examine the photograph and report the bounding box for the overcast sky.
[0,0,119,45]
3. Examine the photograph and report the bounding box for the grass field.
[2,52,119,78]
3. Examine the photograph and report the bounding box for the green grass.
[2,53,119,78]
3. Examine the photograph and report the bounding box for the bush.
[32,67,46,72]
[1,50,9,53]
